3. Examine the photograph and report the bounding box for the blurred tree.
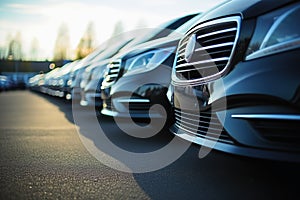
[53,23,70,61]
[111,20,124,37]
[30,37,39,61]
[135,19,148,29]
[7,32,23,61]
[0,46,5,60]
[75,21,96,59]
[4,34,12,59]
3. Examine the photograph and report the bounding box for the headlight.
[123,47,176,76]
[58,79,64,86]
[67,79,72,86]
[38,80,45,86]
[246,3,300,60]
[53,80,57,86]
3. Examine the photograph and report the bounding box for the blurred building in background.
[0,60,70,90]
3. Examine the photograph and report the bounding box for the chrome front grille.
[174,108,234,144]
[174,16,240,83]
[104,59,121,84]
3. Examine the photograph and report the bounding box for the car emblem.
[184,34,196,63]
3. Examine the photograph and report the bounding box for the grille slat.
[194,42,234,53]
[175,122,223,139]
[201,34,236,46]
[105,60,121,83]
[176,57,229,69]
[174,112,221,126]
[174,122,233,144]
[108,74,118,78]
[110,69,119,73]
[176,64,226,74]
[174,17,240,82]
[178,47,186,54]
[197,27,237,40]
[175,117,224,132]
[175,109,218,120]
[178,39,189,49]
[177,58,185,63]
[174,108,234,144]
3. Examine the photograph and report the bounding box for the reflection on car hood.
[111,35,181,61]
[199,0,295,21]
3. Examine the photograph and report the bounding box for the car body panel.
[169,0,300,162]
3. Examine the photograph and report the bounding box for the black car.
[78,13,198,109]
[80,62,106,108]
[0,75,13,92]
[169,0,300,162]
[100,13,202,119]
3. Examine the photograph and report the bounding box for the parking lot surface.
[0,91,299,199]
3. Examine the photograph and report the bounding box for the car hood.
[199,0,295,21]
[111,34,181,61]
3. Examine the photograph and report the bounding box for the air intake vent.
[104,59,121,84]
[173,16,240,84]
[251,119,300,146]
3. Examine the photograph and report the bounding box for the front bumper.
[101,66,172,119]
[101,87,167,119]
[80,90,102,107]
[170,49,300,162]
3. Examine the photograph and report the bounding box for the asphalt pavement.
[0,90,299,199]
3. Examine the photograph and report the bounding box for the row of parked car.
[29,0,300,162]
[0,74,28,91]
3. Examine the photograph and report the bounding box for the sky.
[0,0,225,61]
